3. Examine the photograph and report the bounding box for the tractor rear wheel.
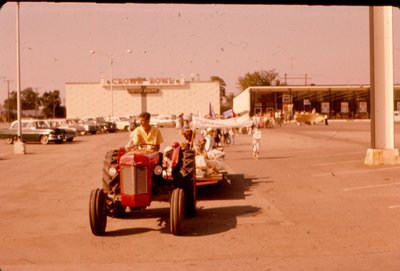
[89,188,107,236]
[180,149,197,217]
[170,188,185,235]
[102,149,124,217]
[102,149,119,192]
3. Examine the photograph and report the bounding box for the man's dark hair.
[139,112,151,120]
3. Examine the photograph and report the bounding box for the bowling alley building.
[65,76,220,118]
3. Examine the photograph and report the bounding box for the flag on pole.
[209,102,216,119]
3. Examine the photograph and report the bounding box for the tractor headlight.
[108,166,117,177]
[153,165,163,175]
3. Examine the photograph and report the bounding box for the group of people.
[125,111,233,177]
[252,110,287,129]
[125,111,261,177]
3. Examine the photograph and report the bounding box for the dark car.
[95,117,117,133]
[81,117,116,133]
[0,119,64,144]
[80,118,98,135]
[44,119,77,142]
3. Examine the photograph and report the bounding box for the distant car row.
[0,117,128,145]
[0,119,67,145]
[0,114,179,145]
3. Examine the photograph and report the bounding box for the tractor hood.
[119,150,160,167]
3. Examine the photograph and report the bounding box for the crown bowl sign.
[102,77,184,86]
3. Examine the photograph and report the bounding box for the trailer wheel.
[170,188,184,235]
[89,188,107,236]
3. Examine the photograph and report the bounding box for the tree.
[21,87,39,110]
[41,90,63,118]
[210,75,227,98]
[237,69,281,92]
[211,76,230,114]
[3,91,17,111]
[220,92,235,113]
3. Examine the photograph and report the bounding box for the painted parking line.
[289,150,365,159]
[313,166,400,177]
[343,182,400,192]
[291,159,361,168]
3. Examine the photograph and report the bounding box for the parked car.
[44,119,77,142]
[96,117,117,133]
[155,114,177,127]
[79,117,98,135]
[0,119,64,144]
[149,114,159,127]
[81,117,116,133]
[65,118,86,135]
[107,116,130,131]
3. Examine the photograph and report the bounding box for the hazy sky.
[0,2,399,103]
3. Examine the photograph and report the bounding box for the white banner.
[191,114,253,129]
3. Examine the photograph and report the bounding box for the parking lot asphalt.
[0,120,399,270]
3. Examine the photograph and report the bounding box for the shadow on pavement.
[197,173,255,200]
[104,205,262,237]
[103,173,263,237]
[182,205,261,236]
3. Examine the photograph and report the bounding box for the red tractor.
[89,143,196,236]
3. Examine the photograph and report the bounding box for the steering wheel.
[131,143,158,152]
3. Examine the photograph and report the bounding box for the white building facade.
[65,77,220,119]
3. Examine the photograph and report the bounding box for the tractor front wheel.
[170,188,185,236]
[89,188,107,236]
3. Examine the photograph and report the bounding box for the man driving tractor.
[126,112,164,151]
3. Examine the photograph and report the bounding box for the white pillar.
[365,6,397,165]
[14,1,26,155]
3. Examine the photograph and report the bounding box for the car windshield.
[36,121,50,128]
[59,120,67,126]
[83,118,95,123]
[46,121,57,128]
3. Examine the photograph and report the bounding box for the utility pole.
[7,79,10,122]
[0,77,11,122]
[35,87,38,117]
[283,73,312,86]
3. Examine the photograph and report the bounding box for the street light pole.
[15,1,26,154]
[90,49,132,118]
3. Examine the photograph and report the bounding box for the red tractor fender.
[170,142,181,169]
[117,147,127,165]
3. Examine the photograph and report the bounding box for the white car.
[107,116,131,131]
[155,114,177,127]
[394,111,400,122]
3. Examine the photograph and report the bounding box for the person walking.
[251,125,262,159]
[176,113,184,130]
